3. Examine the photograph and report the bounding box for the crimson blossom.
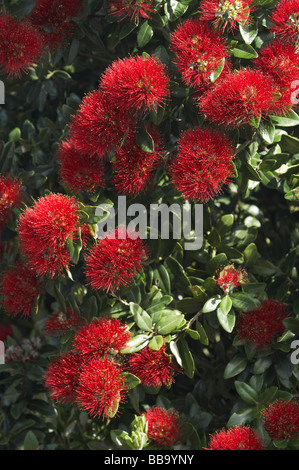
[169,17,229,91]
[0,13,45,78]
[45,307,83,336]
[169,126,236,202]
[18,193,80,278]
[0,261,42,319]
[69,89,136,158]
[85,227,148,293]
[44,351,82,404]
[107,0,155,24]
[30,0,83,50]
[0,174,23,228]
[99,55,170,116]
[198,69,283,128]
[144,407,182,448]
[57,139,106,194]
[206,425,264,450]
[199,0,254,31]
[261,399,299,441]
[269,0,299,43]
[236,299,290,349]
[75,357,127,420]
[127,344,180,388]
[72,317,131,360]
[112,126,165,196]
[216,264,248,291]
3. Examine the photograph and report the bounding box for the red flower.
[112,126,164,196]
[18,193,80,278]
[57,139,106,194]
[198,69,283,128]
[69,90,135,158]
[30,0,83,50]
[73,317,131,360]
[144,407,182,448]
[207,425,264,450]
[0,262,42,319]
[44,351,82,404]
[253,39,299,111]
[0,324,13,342]
[0,174,23,228]
[127,345,180,388]
[261,399,299,440]
[169,18,229,91]
[75,356,127,420]
[199,0,254,31]
[216,264,247,291]
[0,13,45,78]
[100,55,170,115]
[45,307,83,335]
[269,0,299,43]
[236,299,290,349]
[85,227,148,293]
[107,0,154,24]
[169,126,235,202]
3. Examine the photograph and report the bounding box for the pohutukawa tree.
[0,0,298,452]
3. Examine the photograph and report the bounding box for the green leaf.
[156,310,186,335]
[224,356,247,379]
[137,20,153,47]
[210,57,226,83]
[280,134,299,153]
[231,43,258,59]
[177,337,195,379]
[123,372,141,389]
[195,320,209,345]
[164,0,188,21]
[239,22,258,44]
[136,122,154,153]
[202,296,222,313]
[121,334,149,353]
[219,296,233,315]
[206,253,228,275]
[148,335,164,350]
[130,303,153,332]
[230,293,259,312]
[283,317,299,335]
[234,381,259,404]
[185,327,200,341]
[217,307,235,333]
[269,109,299,127]
[24,431,39,451]
[151,263,171,294]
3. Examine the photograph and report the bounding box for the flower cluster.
[44,316,131,420]
[0,174,23,228]
[206,425,264,450]
[199,0,255,31]
[107,0,155,25]
[17,193,80,278]
[143,406,182,448]
[236,299,290,349]
[85,227,148,293]
[262,399,299,441]
[5,338,43,364]
[45,308,83,336]
[269,0,299,43]
[216,264,248,291]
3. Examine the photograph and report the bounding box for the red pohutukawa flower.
[127,345,180,388]
[0,174,23,228]
[44,351,82,404]
[0,262,42,319]
[169,18,229,91]
[216,264,247,291]
[0,13,45,78]
[69,90,135,158]
[144,407,182,448]
[198,69,283,128]
[199,0,254,31]
[73,317,131,360]
[45,307,83,336]
[169,126,235,202]
[30,0,83,50]
[206,425,264,450]
[18,193,80,278]
[269,0,299,43]
[107,0,154,24]
[100,55,170,115]
[236,299,290,349]
[261,399,299,441]
[57,139,106,194]
[75,357,127,420]
[253,39,299,111]
[113,126,165,196]
[85,227,148,293]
